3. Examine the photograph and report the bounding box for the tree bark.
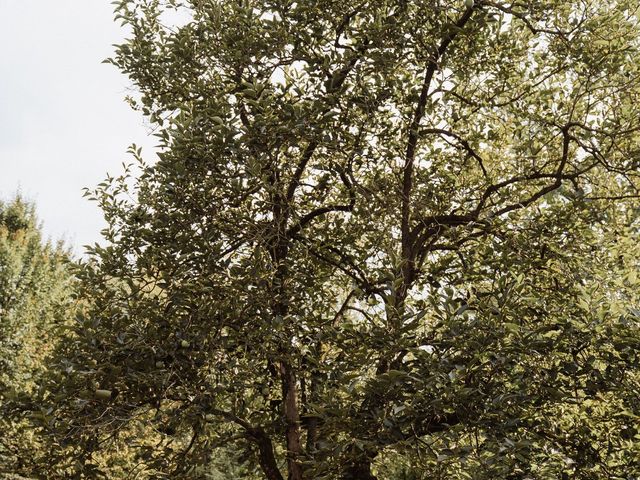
[281,361,304,480]
[249,427,285,480]
[270,191,304,479]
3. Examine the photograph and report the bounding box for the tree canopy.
[0,197,75,476]
[38,1,640,479]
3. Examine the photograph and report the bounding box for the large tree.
[0,197,75,477]
[47,1,639,478]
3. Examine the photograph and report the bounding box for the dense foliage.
[13,0,640,479]
[0,197,75,476]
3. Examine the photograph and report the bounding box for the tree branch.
[287,168,356,237]
[399,5,477,301]
[205,409,284,480]
[421,128,488,177]
[286,41,370,203]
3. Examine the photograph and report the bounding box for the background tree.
[46,1,639,479]
[0,196,75,477]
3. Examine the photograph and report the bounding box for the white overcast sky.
[0,1,156,255]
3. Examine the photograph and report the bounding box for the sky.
[0,1,156,255]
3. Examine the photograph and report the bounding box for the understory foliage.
[0,197,75,476]
[38,0,640,479]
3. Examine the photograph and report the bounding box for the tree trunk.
[268,179,304,480]
[281,360,303,480]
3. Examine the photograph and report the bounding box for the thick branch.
[206,409,284,480]
[399,6,477,302]
[402,7,476,241]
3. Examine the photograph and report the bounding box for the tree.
[0,196,75,477]
[47,1,640,478]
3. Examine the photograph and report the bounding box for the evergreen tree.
[0,197,75,476]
